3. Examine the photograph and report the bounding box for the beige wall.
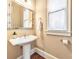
[35,0,72,59]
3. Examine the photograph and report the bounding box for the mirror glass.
[7,1,34,29]
[23,8,33,28]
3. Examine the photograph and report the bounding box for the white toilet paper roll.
[62,39,68,45]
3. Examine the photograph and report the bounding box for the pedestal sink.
[9,35,38,59]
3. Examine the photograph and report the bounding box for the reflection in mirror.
[7,1,34,29]
[23,8,33,28]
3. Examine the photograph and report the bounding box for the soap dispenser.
[12,32,17,39]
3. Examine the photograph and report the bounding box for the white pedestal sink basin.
[9,35,38,59]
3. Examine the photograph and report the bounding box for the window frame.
[46,0,72,36]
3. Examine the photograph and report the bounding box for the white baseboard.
[34,48,59,59]
[30,48,36,55]
[17,48,59,59]
[17,55,23,59]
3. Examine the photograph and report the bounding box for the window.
[47,0,67,32]
[23,9,32,28]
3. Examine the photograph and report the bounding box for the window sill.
[46,31,71,37]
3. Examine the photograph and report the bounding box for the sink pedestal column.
[23,44,31,59]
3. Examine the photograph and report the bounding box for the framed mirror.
[7,1,34,29]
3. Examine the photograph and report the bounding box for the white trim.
[34,48,59,59]
[46,31,71,36]
[17,48,59,59]
[46,0,72,37]
[17,55,23,59]
[30,48,36,55]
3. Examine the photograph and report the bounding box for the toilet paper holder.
[60,39,70,45]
